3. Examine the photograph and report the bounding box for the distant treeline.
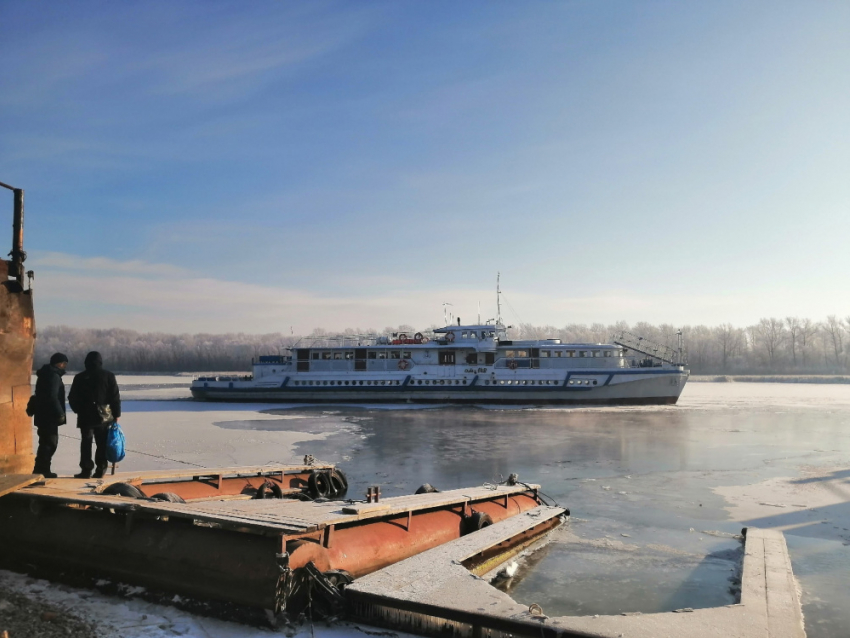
[33,316,850,375]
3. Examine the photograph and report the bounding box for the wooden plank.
[92,463,333,491]
[337,484,539,522]
[0,474,42,498]
[343,503,391,515]
[14,480,540,536]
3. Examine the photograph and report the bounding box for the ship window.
[567,350,575,357]
[579,351,587,357]
[345,351,354,359]
[554,351,562,357]
[469,331,476,338]
[321,352,331,360]
[466,353,477,365]
[484,380,489,385]
[366,380,372,385]
[593,380,598,385]
[484,352,495,365]
[517,350,528,358]
[462,331,468,338]
[368,352,377,359]
[377,352,387,359]
[593,350,600,357]
[425,380,430,385]
[312,352,320,360]
[344,381,349,385]
[507,380,512,385]
[402,351,411,359]
[505,350,515,358]
[541,351,550,357]
[334,352,343,360]
[390,351,401,359]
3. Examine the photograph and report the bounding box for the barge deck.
[0,464,562,614]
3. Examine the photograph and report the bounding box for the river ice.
[10,379,850,637]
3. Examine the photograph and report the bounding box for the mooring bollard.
[366,485,381,503]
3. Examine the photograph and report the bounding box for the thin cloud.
[34,251,189,278]
[31,252,845,334]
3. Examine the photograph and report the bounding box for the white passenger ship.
[191,322,689,405]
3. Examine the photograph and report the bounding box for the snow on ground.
[714,466,850,544]
[0,569,405,638]
[49,406,331,476]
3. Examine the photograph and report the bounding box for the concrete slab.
[348,521,805,638]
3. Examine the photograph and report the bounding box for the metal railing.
[611,330,685,365]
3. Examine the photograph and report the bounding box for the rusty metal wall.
[0,257,35,474]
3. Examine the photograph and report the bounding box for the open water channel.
[42,379,850,637]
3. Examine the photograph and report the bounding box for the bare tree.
[785,317,801,367]
[823,316,844,369]
[799,318,819,368]
[756,318,786,368]
[32,315,850,375]
[715,323,741,371]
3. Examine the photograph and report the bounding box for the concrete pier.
[347,516,805,638]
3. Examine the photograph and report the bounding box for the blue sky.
[1,1,848,333]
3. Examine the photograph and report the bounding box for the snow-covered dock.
[347,524,805,638]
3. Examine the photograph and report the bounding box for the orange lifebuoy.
[398,359,409,371]
[507,359,518,370]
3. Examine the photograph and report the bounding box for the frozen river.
[20,379,850,637]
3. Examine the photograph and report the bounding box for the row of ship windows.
[458,331,497,339]
[311,351,415,360]
[289,378,598,387]
[308,349,620,360]
[508,350,619,358]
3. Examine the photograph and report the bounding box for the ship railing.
[612,330,685,365]
[290,332,438,350]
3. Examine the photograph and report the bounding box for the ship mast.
[496,272,502,326]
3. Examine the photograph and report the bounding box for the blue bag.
[106,421,126,463]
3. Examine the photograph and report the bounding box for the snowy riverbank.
[690,374,850,384]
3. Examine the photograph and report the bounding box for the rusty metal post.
[0,182,35,474]
[10,188,24,283]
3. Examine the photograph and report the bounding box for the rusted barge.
[0,466,562,614]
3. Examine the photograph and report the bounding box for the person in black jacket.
[31,352,69,478]
[68,351,121,479]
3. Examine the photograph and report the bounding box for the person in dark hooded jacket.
[32,352,69,478]
[68,351,121,479]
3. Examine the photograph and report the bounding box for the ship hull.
[191,369,689,405]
